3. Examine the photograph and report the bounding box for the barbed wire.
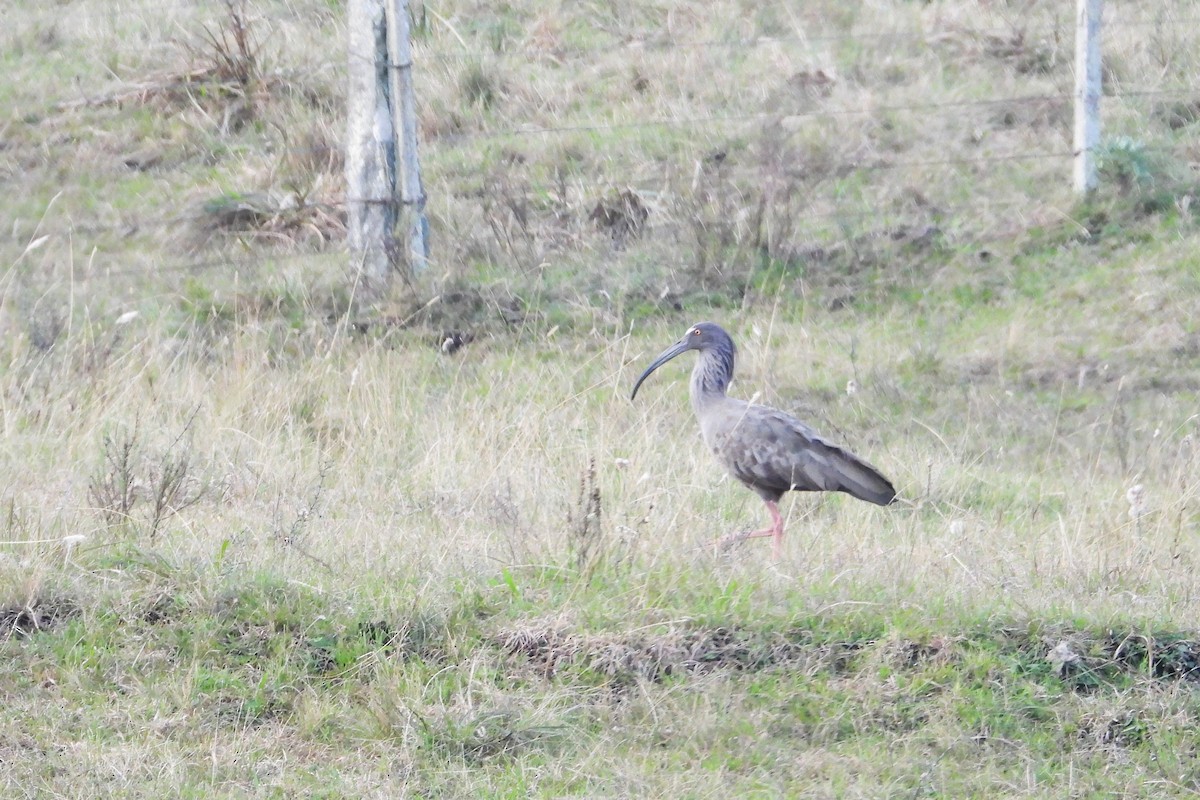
[432,93,1077,148]
[410,16,1200,65]
[18,85,1200,171]
[6,3,1199,289]
[28,204,1124,290]
[7,0,1200,51]
[9,8,1200,113]
[427,89,1198,150]
[364,21,1200,73]
[10,169,1190,283]
[4,166,1049,245]
[53,250,336,285]
[6,190,1030,244]
[0,0,339,27]
[14,25,1195,130]
[9,137,1198,245]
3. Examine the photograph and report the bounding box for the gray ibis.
[631,322,896,557]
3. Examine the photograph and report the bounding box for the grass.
[3,295,1200,795]
[4,0,1200,796]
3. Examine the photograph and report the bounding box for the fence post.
[1073,0,1102,195]
[386,0,429,275]
[346,0,395,298]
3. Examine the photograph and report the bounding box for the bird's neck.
[690,347,735,412]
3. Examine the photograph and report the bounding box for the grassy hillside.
[3,0,1200,796]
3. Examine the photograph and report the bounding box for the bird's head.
[630,322,733,400]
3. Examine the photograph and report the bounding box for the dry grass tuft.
[196,191,346,247]
[589,189,649,246]
[190,0,269,92]
[0,596,77,639]
[493,622,864,684]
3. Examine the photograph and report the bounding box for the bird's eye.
[691,329,701,336]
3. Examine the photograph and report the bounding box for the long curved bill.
[630,339,689,400]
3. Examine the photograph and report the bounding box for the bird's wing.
[729,406,897,505]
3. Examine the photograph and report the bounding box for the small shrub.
[567,458,603,577]
[192,0,267,91]
[89,424,142,527]
[88,416,207,540]
[1095,136,1162,193]
[271,461,334,571]
[460,62,499,109]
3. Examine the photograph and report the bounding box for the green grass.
[8,557,1200,796]
[5,0,1200,795]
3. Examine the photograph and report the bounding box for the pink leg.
[716,500,786,559]
[739,500,785,559]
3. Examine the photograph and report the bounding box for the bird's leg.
[716,500,785,558]
[740,500,784,559]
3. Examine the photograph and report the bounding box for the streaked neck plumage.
[689,337,737,414]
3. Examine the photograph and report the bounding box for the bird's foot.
[713,528,775,555]
[713,530,752,554]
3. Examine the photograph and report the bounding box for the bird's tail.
[828,447,897,506]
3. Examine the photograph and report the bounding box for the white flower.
[1126,484,1147,521]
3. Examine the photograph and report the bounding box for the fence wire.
[10,135,1197,246]
[5,2,1200,285]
